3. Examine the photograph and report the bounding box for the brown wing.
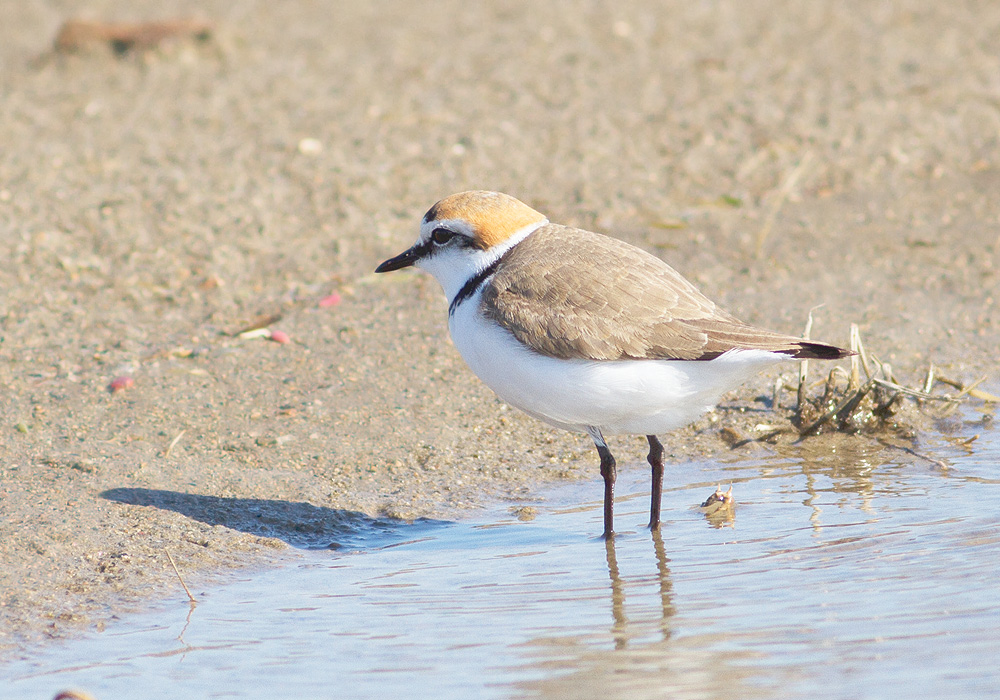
[481,224,848,361]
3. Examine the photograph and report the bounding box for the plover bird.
[376,191,849,538]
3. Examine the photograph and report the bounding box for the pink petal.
[318,292,342,308]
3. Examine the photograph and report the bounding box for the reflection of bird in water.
[604,537,628,650]
[604,529,676,649]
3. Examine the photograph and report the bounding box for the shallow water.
[5,416,1000,700]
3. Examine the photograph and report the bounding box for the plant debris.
[722,320,995,451]
[792,322,992,437]
[737,319,997,447]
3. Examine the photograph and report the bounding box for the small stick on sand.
[772,375,784,410]
[166,549,197,606]
[953,374,989,399]
[848,324,865,390]
[755,150,814,258]
[877,438,949,470]
[970,387,999,403]
[922,363,936,394]
[937,374,992,417]
[870,378,963,402]
[870,356,894,383]
[54,18,212,53]
[232,313,283,337]
[796,310,816,412]
[851,324,872,379]
[935,375,1000,403]
[163,430,186,459]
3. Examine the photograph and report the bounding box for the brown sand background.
[0,1,997,654]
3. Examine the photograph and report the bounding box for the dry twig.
[55,18,212,53]
[163,430,186,459]
[755,151,814,258]
[936,375,1000,403]
[796,309,817,411]
[876,438,949,470]
[166,549,197,606]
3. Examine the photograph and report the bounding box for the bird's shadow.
[100,487,447,550]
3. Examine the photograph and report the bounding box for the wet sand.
[1,1,998,654]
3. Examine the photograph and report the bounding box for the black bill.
[375,243,425,273]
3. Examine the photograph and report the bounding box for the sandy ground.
[1,0,998,656]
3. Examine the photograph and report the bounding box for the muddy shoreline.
[1,1,998,657]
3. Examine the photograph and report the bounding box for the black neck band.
[448,251,508,317]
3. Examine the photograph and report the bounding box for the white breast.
[449,287,790,436]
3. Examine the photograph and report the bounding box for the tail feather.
[782,341,853,360]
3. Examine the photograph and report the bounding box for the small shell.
[700,484,735,510]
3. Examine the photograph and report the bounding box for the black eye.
[431,227,456,245]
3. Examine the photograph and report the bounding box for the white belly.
[449,294,789,436]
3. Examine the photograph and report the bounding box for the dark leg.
[646,435,664,530]
[597,443,617,539]
[588,428,616,539]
